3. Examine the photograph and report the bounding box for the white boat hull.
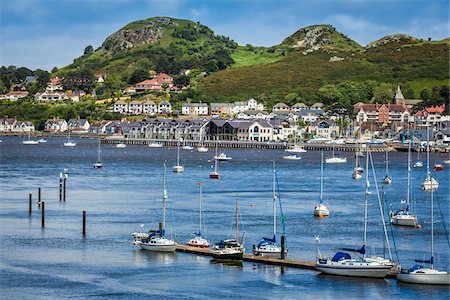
[139,243,177,252]
[148,143,163,148]
[391,215,418,227]
[22,141,39,145]
[315,263,391,278]
[197,147,208,152]
[116,143,126,148]
[314,205,329,216]
[173,165,184,173]
[64,142,76,147]
[325,157,347,164]
[397,272,450,285]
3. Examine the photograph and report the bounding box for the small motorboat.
[182,145,194,150]
[64,141,77,147]
[197,146,208,152]
[214,153,232,161]
[148,142,163,148]
[283,154,302,160]
[383,175,393,185]
[38,138,47,143]
[443,159,450,165]
[325,157,347,164]
[93,162,103,169]
[209,171,220,179]
[433,164,444,171]
[414,161,424,168]
[116,143,126,148]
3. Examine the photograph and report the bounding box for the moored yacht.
[421,128,438,190]
[186,181,210,249]
[314,152,329,217]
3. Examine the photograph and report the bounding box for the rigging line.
[435,194,450,247]
[382,186,400,263]
[275,171,287,247]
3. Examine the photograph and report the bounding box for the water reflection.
[132,249,177,265]
[316,273,388,285]
[210,259,243,268]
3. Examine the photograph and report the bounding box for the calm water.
[1,136,449,299]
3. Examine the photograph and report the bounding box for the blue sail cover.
[332,252,351,262]
[409,264,424,272]
[257,236,276,247]
[340,245,366,255]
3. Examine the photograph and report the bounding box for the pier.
[102,137,391,152]
[176,245,316,270]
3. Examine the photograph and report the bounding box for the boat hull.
[139,243,177,252]
[391,216,418,227]
[173,165,184,173]
[397,273,450,285]
[209,172,220,179]
[315,264,391,278]
[211,252,243,261]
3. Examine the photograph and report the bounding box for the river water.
[1,136,449,299]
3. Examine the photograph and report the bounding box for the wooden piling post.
[281,235,286,259]
[38,187,41,208]
[41,201,45,227]
[63,177,66,201]
[28,193,32,215]
[59,173,63,201]
[82,210,86,236]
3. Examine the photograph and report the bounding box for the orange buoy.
[250,203,255,207]
[319,213,323,218]
[417,224,422,229]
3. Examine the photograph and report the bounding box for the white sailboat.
[133,163,177,252]
[182,138,194,150]
[397,180,450,285]
[352,143,363,179]
[253,162,288,257]
[414,142,423,168]
[325,146,347,164]
[283,154,302,160]
[64,129,76,147]
[116,142,126,148]
[173,138,184,173]
[197,132,208,152]
[390,140,418,227]
[285,128,306,153]
[22,132,39,145]
[148,140,163,148]
[314,152,329,217]
[93,139,103,169]
[421,127,438,190]
[38,138,47,143]
[383,149,392,184]
[186,181,210,248]
[210,143,220,179]
[315,147,392,278]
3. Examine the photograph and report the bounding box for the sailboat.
[116,141,126,148]
[197,132,208,152]
[211,195,245,261]
[414,142,423,168]
[285,127,306,153]
[352,143,363,179]
[397,180,450,284]
[390,140,418,227]
[22,132,39,145]
[314,152,329,216]
[132,163,177,252]
[315,147,392,278]
[383,149,392,184]
[186,181,210,248]
[93,139,103,169]
[325,146,347,164]
[148,140,163,148]
[182,138,194,150]
[64,129,76,147]
[421,126,439,190]
[173,138,184,173]
[253,162,288,257]
[38,137,47,143]
[210,143,220,179]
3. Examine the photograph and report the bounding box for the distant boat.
[132,163,177,252]
[285,145,307,153]
[414,143,423,168]
[352,143,363,179]
[211,195,244,261]
[325,147,346,164]
[214,152,232,161]
[22,132,39,145]
[444,159,450,165]
[433,164,443,171]
[210,143,221,179]
[197,132,208,152]
[314,152,329,217]
[148,141,163,148]
[173,138,184,173]
[421,127,438,190]
[390,140,418,227]
[253,162,288,257]
[64,129,76,147]
[38,138,47,143]
[93,139,103,169]
[116,142,126,148]
[397,170,450,285]
[186,181,210,248]
[182,145,194,150]
[383,149,392,185]
[283,154,301,160]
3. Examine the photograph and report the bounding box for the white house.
[247,98,264,111]
[0,118,17,132]
[158,101,172,114]
[68,119,90,132]
[113,100,128,114]
[291,103,309,112]
[248,120,274,142]
[129,100,143,115]
[0,91,29,101]
[143,100,157,115]
[237,110,270,120]
[298,108,325,123]
[272,102,290,113]
[13,121,35,132]
[309,120,339,139]
[35,91,68,101]
[45,119,68,132]
[182,103,209,115]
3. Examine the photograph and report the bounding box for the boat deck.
[175,244,316,270]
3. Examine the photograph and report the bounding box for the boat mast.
[320,151,324,203]
[162,162,167,234]
[97,139,101,162]
[235,194,239,242]
[430,174,434,269]
[199,180,203,236]
[385,149,389,176]
[215,142,219,172]
[363,144,369,259]
[407,140,411,210]
[177,138,180,166]
[426,125,430,180]
[273,161,277,241]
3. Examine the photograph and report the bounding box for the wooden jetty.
[176,245,316,270]
[102,137,391,152]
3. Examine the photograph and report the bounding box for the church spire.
[394,85,405,105]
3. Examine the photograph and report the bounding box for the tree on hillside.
[84,45,94,55]
[420,88,431,100]
[127,69,150,85]
[174,75,190,88]
[373,83,394,103]
[318,84,342,105]
[51,67,59,73]
[35,69,50,89]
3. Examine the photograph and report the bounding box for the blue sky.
[1,0,449,70]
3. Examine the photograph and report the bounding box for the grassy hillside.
[200,41,449,103]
